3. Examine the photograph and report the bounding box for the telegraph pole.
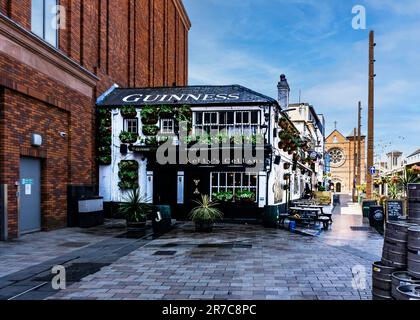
[353,128,357,202]
[357,101,362,187]
[366,31,375,199]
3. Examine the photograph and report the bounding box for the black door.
[154,168,178,206]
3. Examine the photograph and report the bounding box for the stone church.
[325,130,366,194]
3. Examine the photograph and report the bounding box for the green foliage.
[142,125,160,136]
[235,190,256,201]
[189,194,223,223]
[118,160,139,190]
[120,105,137,118]
[140,105,159,124]
[118,188,152,222]
[159,105,174,117]
[212,191,234,202]
[119,131,139,143]
[97,108,112,165]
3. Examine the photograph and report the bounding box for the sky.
[183,0,420,161]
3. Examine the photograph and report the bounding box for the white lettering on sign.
[122,93,241,104]
[25,184,31,195]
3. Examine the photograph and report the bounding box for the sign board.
[325,154,331,174]
[369,166,376,175]
[386,200,404,221]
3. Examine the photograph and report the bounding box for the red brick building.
[0,0,190,239]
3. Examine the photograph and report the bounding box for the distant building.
[325,130,366,194]
[406,149,420,168]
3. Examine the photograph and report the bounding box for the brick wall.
[0,52,94,237]
[0,0,190,238]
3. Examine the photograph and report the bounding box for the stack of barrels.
[372,183,420,300]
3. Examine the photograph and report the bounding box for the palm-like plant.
[398,168,420,196]
[119,188,152,223]
[189,194,223,223]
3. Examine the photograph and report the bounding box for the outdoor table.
[288,207,323,228]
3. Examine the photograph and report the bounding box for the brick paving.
[0,195,384,300]
[50,197,382,300]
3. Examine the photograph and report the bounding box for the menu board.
[386,200,404,221]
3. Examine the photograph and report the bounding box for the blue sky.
[183,0,420,160]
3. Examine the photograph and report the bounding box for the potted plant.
[121,105,137,118]
[118,160,139,171]
[212,191,234,202]
[145,136,158,146]
[236,190,256,203]
[279,118,288,129]
[119,188,153,232]
[140,105,159,124]
[284,163,291,170]
[119,131,138,144]
[142,125,160,136]
[189,194,223,232]
[159,105,174,118]
[118,180,139,190]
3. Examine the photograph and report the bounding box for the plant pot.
[142,125,160,136]
[127,220,146,232]
[141,117,159,125]
[195,221,213,232]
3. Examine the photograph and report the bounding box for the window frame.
[124,118,139,134]
[210,172,258,202]
[31,0,59,47]
[160,118,175,134]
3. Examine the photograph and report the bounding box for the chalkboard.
[386,200,404,221]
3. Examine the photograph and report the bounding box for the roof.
[386,150,403,155]
[97,85,279,107]
[408,148,420,157]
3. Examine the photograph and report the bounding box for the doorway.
[19,157,41,234]
[336,182,342,193]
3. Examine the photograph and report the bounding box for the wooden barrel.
[391,271,420,300]
[381,221,415,268]
[372,261,398,300]
[408,184,420,225]
[395,285,420,300]
[408,226,420,279]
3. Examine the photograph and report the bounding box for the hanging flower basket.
[120,105,137,118]
[159,105,174,118]
[140,106,159,124]
[142,125,160,136]
[284,163,291,170]
[119,131,138,144]
[279,118,288,129]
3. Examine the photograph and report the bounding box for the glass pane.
[44,0,58,47]
[250,175,257,187]
[243,112,249,124]
[219,173,226,186]
[31,0,44,38]
[236,112,242,124]
[227,173,234,186]
[235,173,242,187]
[211,173,218,187]
[227,112,234,124]
[195,112,203,125]
[211,113,217,124]
[251,111,258,124]
[219,112,226,124]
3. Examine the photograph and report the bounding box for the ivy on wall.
[118,160,139,190]
[97,108,112,165]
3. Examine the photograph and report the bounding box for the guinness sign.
[122,93,241,104]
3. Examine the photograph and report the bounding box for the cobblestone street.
[0,196,384,300]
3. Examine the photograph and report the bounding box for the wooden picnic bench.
[288,207,331,230]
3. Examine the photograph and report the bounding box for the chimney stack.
[277,74,290,109]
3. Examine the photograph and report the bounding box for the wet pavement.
[0,195,384,300]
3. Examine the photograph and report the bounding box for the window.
[194,111,259,136]
[124,118,138,134]
[31,0,58,47]
[210,172,258,202]
[328,148,345,167]
[160,119,174,134]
